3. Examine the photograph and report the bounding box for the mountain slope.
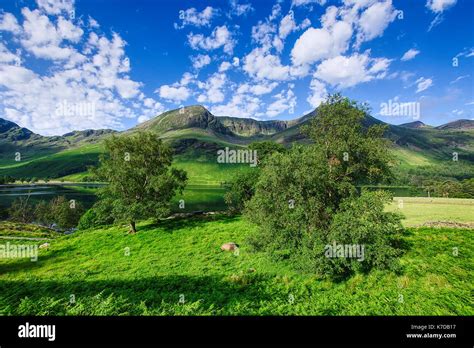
[398,121,432,129]
[436,119,474,131]
[1,105,473,179]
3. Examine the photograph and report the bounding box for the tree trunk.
[129,221,137,234]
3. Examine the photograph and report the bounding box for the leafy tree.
[248,141,286,164]
[300,191,404,277]
[245,94,403,277]
[96,132,187,233]
[77,199,115,230]
[224,170,260,215]
[8,196,34,223]
[301,94,393,186]
[49,196,85,229]
[224,141,286,215]
[33,197,84,229]
[34,200,51,225]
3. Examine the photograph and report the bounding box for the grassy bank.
[0,214,472,315]
[387,197,474,226]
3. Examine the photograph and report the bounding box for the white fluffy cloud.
[426,0,457,30]
[197,73,226,103]
[426,0,457,13]
[19,8,83,61]
[266,87,297,117]
[218,61,231,72]
[175,6,217,29]
[314,53,391,88]
[292,0,327,6]
[211,93,261,118]
[401,48,420,61]
[251,21,276,48]
[307,79,327,108]
[237,81,278,96]
[191,54,211,69]
[415,77,433,93]
[355,0,397,47]
[291,21,352,66]
[157,85,191,102]
[0,12,21,33]
[279,12,297,39]
[188,25,235,54]
[0,2,163,135]
[36,0,75,15]
[229,0,254,16]
[243,47,290,81]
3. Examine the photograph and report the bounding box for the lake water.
[0,183,425,219]
[0,183,228,215]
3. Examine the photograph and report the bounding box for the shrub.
[245,94,404,277]
[224,170,260,215]
[300,191,404,277]
[8,197,34,223]
[77,199,114,230]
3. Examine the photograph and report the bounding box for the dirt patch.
[420,221,474,229]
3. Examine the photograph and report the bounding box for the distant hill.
[1,105,473,179]
[436,119,474,131]
[398,121,432,129]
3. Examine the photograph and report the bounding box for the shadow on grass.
[0,245,77,275]
[139,213,240,234]
[0,273,273,315]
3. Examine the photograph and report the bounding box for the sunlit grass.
[0,215,472,315]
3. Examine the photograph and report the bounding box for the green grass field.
[388,197,474,226]
[0,202,472,315]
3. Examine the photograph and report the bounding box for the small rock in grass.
[39,243,50,249]
[221,242,239,251]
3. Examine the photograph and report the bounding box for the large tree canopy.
[245,95,404,277]
[96,132,187,233]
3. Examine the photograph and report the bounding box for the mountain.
[1,105,473,179]
[398,121,431,129]
[0,119,116,178]
[436,119,474,131]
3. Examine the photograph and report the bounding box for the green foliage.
[77,199,114,230]
[34,196,84,229]
[248,141,286,164]
[421,178,474,198]
[0,175,15,184]
[8,196,34,223]
[246,95,403,277]
[33,200,50,225]
[0,215,471,315]
[224,169,260,215]
[96,132,187,232]
[300,191,404,277]
[48,196,85,229]
[301,94,393,185]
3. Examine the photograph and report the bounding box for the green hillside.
[0,105,473,181]
[0,214,472,315]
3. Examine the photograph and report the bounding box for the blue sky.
[0,0,473,135]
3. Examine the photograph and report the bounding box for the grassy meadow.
[0,198,472,316]
[387,197,474,226]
